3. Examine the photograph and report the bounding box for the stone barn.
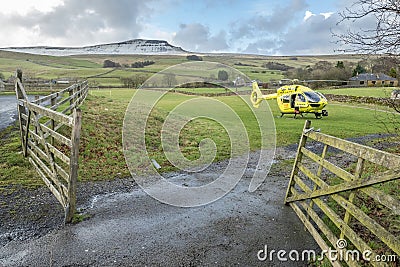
[349,73,398,87]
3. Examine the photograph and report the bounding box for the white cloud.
[141,24,175,44]
[0,0,64,15]
[304,11,333,22]
[242,39,280,55]
[279,13,338,55]
[320,12,334,19]
[303,11,315,21]
[230,0,309,40]
[0,0,154,47]
[173,23,229,52]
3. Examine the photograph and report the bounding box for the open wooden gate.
[15,70,88,223]
[285,120,399,266]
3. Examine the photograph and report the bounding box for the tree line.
[103,59,155,68]
[264,57,399,82]
[120,75,147,88]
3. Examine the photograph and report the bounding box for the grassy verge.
[0,125,40,191]
[77,92,131,181]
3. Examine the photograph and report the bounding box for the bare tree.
[163,73,177,88]
[334,0,400,55]
[334,1,400,135]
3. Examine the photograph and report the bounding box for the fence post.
[50,95,56,146]
[78,83,81,104]
[284,120,311,204]
[69,86,74,108]
[14,69,29,156]
[65,108,82,223]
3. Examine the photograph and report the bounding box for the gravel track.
[0,134,395,266]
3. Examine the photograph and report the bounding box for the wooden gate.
[14,70,88,223]
[285,120,399,266]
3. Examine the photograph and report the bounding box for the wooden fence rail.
[14,69,88,223]
[285,120,400,267]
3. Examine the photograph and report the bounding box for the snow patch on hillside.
[0,39,188,56]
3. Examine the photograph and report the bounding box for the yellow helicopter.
[250,81,328,119]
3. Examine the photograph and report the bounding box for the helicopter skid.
[280,109,328,119]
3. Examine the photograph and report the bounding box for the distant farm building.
[349,73,398,87]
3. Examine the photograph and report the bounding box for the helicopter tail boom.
[251,81,277,108]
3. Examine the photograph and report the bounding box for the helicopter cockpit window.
[315,92,326,100]
[281,95,290,103]
[296,94,306,102]
[304,91,321,103]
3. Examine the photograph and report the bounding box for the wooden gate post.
[50,96,56,146]
[65,108,82,223]
[284,120,311,204]
[14,69,29,156]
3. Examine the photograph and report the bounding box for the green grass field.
[81,89,397,178]
[317,87,396,97]
[2,88,397,189]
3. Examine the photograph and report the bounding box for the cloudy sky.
[0,0,365,55]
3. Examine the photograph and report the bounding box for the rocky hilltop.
[0,39,188,56]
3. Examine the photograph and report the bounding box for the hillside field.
[0,50,366,88]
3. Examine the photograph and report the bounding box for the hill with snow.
[0,39,188,56]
